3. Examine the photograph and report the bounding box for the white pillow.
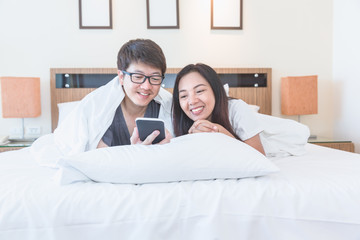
[223,84,260,112]
[258,114,310,157]
[57,101,80,125]
[223,83,230,96]
[55,133,279,185]
[248,104,260,113]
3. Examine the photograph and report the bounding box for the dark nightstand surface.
[308,136,352,143]
[308,136,354,153]
[0,141,33,153]
[0,141,33,147]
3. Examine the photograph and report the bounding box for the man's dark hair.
[117,39,166,75]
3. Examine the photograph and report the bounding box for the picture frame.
[79,0,112,29]
[147,0,179,29]
[211,0,242,30]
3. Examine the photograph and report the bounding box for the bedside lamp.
[1,77,41,141]
[281,75,318,138]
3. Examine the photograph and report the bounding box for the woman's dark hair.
[172,63,240,139]
[117,39,166,75]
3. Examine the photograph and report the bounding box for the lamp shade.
[281,75,318,115]
[1,77,41,118]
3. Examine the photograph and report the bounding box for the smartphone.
[135,117,166,144]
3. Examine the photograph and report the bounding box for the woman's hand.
[188,120,235,138]
[130,127,172,145]
[188,120,219,134]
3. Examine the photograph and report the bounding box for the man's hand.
[130,127,172,145]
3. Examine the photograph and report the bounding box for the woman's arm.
[243,133,265,155]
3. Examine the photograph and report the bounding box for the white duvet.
[1,144,360,240]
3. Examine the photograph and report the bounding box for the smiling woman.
[178,71,216,122]
[172,63,266,155]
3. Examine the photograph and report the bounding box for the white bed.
[1,144,360,239]
[1,68,360,239]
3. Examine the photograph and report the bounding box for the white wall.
[1,0,333,140]
[333,0,360,153]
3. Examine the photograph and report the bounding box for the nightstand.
[308,137,355,153]
[0,141,33,153]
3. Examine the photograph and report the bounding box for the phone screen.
[135,118,165,144]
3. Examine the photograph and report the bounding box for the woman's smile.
[190,106,204,115]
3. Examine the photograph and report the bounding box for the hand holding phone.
[135,118,166,144]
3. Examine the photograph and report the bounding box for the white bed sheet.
[1,144,360,240]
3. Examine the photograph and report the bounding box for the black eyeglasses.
[122,70,164,85]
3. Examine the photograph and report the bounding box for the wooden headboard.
[50,68,272,131]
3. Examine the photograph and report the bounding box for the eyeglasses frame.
[122,70,165,85]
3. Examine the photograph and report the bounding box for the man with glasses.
[97,39,173,148]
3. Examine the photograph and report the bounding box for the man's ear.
[118,70,124,85]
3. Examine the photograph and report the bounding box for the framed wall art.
[79,0,112,29]
[211,0,242,30]
[147,0,179,29]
